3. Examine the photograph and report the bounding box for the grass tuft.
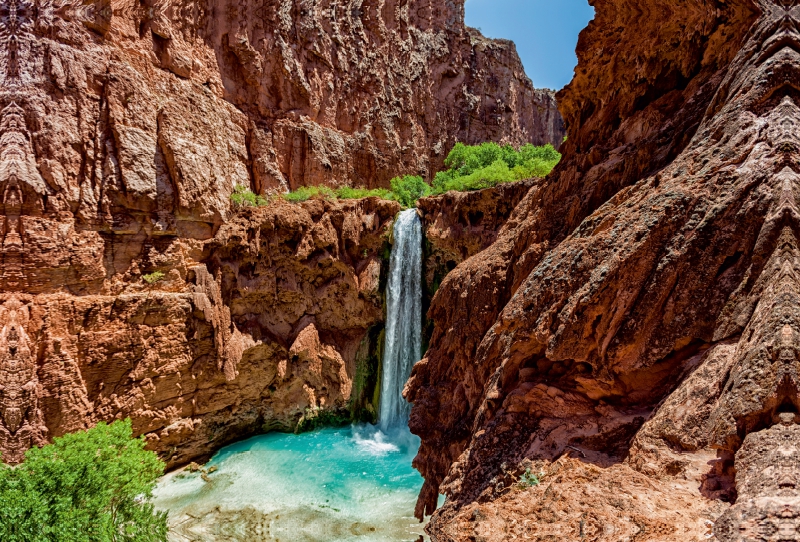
[231,185,270,207]
[143,271,165,284]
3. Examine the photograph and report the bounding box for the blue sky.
[465,0,595,90]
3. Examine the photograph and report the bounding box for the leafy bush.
[334,187,393,200]
[260,142,561,207]
[142,271,165,285]
[389,175,432,208]
[0,419,168,542]
[432,142,560,194]
[230,185,269,207]
[281,185,335,203]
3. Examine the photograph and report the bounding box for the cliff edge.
[407,0,800,539]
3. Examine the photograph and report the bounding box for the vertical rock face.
[417,179,537,293]
[0,0,562,467]
[0,299,46,464]
[405,0,800,538]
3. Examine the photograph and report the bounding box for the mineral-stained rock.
[0,298,47,464]
[406,0,800,538]
[0,197,399,468]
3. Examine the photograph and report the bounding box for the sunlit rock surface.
[407,0,800,539]
[0,0,562,468]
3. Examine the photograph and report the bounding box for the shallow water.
[154,426,428,542]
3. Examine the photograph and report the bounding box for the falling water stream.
[154,209,427,541]
[380,209,423,431]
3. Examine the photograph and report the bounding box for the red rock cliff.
[404,0,800,539]
[0,0,562,467]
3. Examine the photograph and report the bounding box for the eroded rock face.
[406,0,800,538]
[418,179,536,293]
[0,196,399,467]
[0,0,561,467]
[0,298,46,463]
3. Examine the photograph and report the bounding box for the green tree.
[389,175,431,208]
[433,142,561,194]
[0,420,168,542]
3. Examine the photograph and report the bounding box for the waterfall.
[379,209,423,432]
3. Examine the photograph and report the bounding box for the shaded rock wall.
[403,0,800,538]
[418,179,536,294]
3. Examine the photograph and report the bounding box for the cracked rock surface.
[0,0,561,467]
[406,0,800,539]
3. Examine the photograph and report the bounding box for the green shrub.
[282,186,392,202]
[0,419,168,542]
[432,142,561,194]
[334,187,393,200]
[389,175,432,208]
[281,185,336,202]
[283,180,427,208]
[142,271,165,285]
[230,185,269,207]
[278,141,561,205]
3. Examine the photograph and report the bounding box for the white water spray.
[379,209,423,432]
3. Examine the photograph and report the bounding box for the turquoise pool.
[154,425,428,541]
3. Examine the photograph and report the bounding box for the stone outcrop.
[418,179,536,294]
[0,0,562,468]
[405,0,800,538]
[2,196,399,468]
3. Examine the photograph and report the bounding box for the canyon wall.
[407,0,800,539]
[0,0,563,467]
[1,196,400,466]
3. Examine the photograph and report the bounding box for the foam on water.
[155,210,430,541]
[154,426,428,541]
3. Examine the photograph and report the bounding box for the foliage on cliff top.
[231,185,270,208]
[233,142,561,209]
[432,142,561,194]
[0,419,168,542]
[281,185,393,203]
[277,181,426,206]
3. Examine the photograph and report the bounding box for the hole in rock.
[468,210,484,226]
[701,451,737,503]
[716,251,743,279]
[735,377,800,444]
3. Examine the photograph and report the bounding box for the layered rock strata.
[406,0,800,539]
[0,0,562,467]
